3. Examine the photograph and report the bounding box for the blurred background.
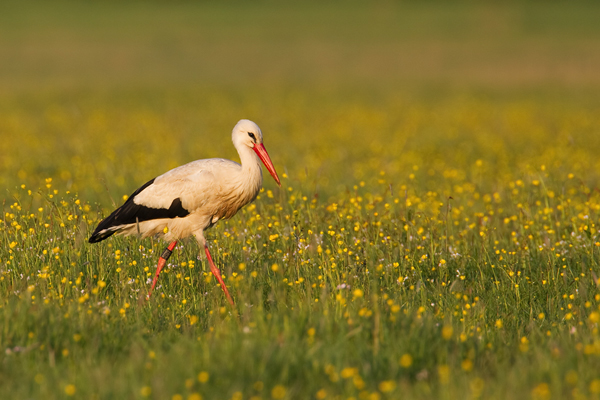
[1,0,600,201]
[2,1,600,91]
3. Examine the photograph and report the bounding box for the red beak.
[253,143,281,186]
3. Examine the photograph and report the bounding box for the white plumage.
[120,157,262,241]
[89,119,281,304]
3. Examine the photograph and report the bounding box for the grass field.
[2,1,600,399]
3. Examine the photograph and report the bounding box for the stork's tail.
[88,178,157,244]
[88,226,120,243]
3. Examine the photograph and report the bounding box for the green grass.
[2,1,600,399]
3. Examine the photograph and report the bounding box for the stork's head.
[232,119,281,186]
[233,119,263,147]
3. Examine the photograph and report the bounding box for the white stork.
[89,119,281,305]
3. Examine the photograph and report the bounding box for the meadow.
[2,1,600,399]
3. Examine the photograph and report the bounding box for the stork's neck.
[236,144,263,193]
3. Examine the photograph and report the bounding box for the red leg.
[147,240,178,299]
[204,244,234,305]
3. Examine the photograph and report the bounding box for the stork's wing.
[133,166,218,211]
[88,159,236,243]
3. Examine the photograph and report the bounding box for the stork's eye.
[248,132,257,142]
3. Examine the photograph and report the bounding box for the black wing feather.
[88,178,190,243]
